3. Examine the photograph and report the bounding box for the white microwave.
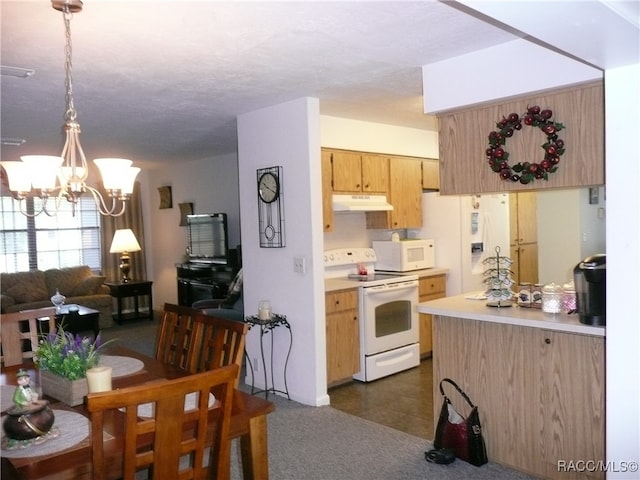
[372,239,435,272]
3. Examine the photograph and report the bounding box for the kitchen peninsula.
[419,294,605,480]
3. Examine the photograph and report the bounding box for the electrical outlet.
[294,256,306,273]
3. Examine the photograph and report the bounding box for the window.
[0,196,102,273]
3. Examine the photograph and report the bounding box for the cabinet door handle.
[544,338,551,344]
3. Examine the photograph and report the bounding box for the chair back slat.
[87,364,238,480]
[155,303,201,370]
[1,307,56,367]
[191,313,248,386]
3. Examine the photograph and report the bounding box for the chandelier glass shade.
[0,0,140,217]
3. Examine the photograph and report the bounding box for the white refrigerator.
[408,191,510,296]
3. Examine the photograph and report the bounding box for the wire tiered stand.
[483,246,515,307]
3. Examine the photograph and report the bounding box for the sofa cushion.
[44,266,93,297]
[71,276,106,296]
[2,271,48,303]
[0,294,16,310]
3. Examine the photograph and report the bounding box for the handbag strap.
[439,378,476,408]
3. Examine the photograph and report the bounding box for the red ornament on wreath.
[486,105,565,184]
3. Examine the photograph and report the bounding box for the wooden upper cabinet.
[361,154,389,193]
[437,82,604,195]
[367,156,423,229]
[329,149,389,194]
[331,150,362,192]
[321,150,334,232]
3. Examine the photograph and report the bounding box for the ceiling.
[1,1,636,169]
[0,0,526,167]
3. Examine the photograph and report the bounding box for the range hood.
[332,194,393,212]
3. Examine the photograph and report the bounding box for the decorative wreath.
[486,105,565,184]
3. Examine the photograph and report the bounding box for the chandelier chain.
[0,0,139,218]
[63,6,77,122]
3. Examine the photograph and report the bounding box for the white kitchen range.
[323,247,420,382]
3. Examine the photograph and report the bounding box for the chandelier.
[0,0,140,217]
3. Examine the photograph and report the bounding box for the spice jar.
[517,283,532,308]
[542,282,563,314]
[562,280,577,313]
[531,284,543,309]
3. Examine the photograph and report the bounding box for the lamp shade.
[20,155,64,190]
[109,229,141,253]
[0,161,32,192]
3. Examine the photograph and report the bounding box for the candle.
[258,300,272,320]
[86,366,113,393]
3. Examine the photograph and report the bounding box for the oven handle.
[362,280,418,295]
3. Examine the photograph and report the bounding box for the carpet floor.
[103,318,539,479]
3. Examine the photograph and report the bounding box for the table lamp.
[109,229,141,283]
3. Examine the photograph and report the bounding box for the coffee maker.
[573,254,606,326]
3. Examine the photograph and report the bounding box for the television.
[187,213,229,264]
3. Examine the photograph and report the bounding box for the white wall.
[237,97,328,406]
[604,63,640,478]
[423,38,602,114]
[144,153,240,308]
[320,115,438,158]
[537,188,606,285]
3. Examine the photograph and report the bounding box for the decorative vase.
[40,370,87,407]
[50,289,66,313]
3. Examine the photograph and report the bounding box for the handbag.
[433,378,488,466]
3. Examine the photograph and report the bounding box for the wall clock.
[257,166,285,248]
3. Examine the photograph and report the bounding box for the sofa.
[1,266,114,330]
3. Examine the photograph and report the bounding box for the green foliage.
[35,323,112,380]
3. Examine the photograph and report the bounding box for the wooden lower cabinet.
[325,289,360,386]
[433,316,604,480]
[418,274,446,357]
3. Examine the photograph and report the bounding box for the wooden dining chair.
[190,312,248,386]
[0,307,57,367]
[87,364,239,480]
[154,303,202,370]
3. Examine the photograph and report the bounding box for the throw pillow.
[71,276,107,296]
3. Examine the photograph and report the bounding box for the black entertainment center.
[176,213,241,307]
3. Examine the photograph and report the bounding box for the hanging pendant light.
[0,0,140,217]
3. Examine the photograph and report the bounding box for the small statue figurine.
[13,369,46,411]
[3,369,55,445]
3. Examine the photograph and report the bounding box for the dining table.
[0,345,276,480]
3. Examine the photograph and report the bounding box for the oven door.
[360,279,419,356]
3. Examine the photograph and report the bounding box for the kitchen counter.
[418,292,605,337]
[325,267,448,292]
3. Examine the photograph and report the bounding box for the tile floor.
[328,358,435,440]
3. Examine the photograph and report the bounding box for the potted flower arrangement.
[35,325,111,406]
